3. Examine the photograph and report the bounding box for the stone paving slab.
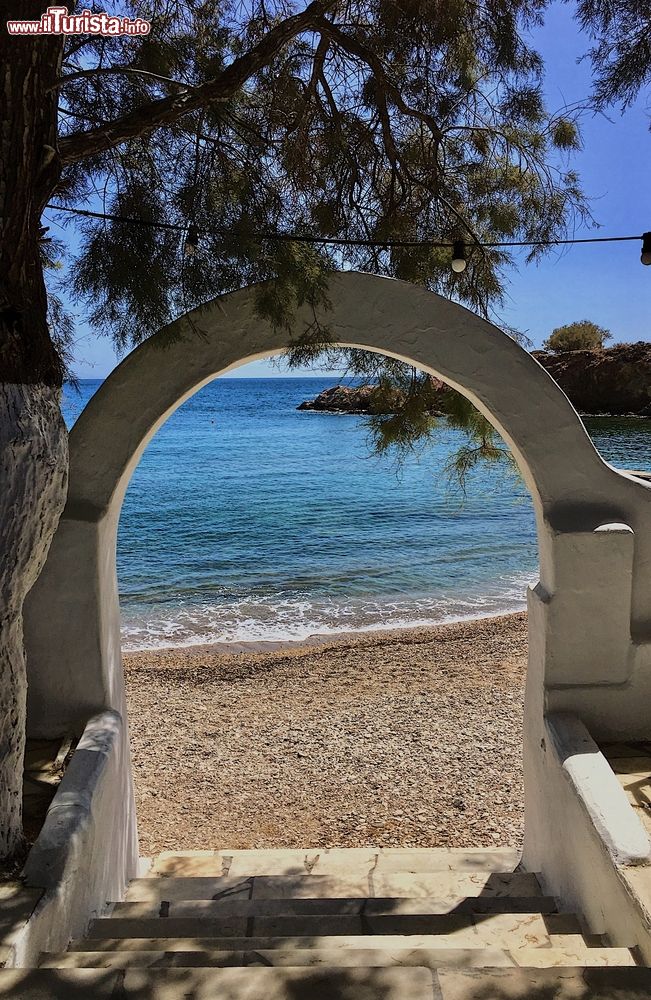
[113,894,556,919]
[609,760,651,785]
[603,752,651,838]
[126,871,541,903]
[0,885,42,936]
[514,948,636,968]
[0,966,438,999]
[0,968,120,997]
[372,873,541,899]
[151,849,370,878]
[22,737,74,845]
[131,875,371,900]
[150,848,521,878]
[468,913,557,949]
[375,850,521,874]
[610,764,651,817]
[437,966,651,1000]
[40,946,636,970]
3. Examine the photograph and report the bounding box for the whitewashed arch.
[21,271,651,949]
[25,271,651,740]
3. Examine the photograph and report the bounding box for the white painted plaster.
[524,704,651,961]
[545,712,650,866]
[20,271,651,951]
[9,711,137,966]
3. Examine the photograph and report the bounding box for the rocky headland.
[297,379,450,415]
[531,341,651,416]
[298,342,651,417]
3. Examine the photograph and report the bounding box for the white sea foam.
[120,572,534,650]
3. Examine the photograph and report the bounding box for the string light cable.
[44,203,651,271]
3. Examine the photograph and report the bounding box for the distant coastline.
[298,342,651,419]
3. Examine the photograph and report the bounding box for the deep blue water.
[62,377,651,650]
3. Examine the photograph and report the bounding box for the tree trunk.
[0,7,66,859]
[0,386,67,859]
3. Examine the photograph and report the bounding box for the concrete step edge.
[69,934,590,953]
[126,871,543,901]
[86,911,580,939]
[40,946,638,969]
[111,895,558,918]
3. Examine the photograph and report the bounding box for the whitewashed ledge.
[530,711,651,962]
[546,712,651,867]
[2,710,137,968]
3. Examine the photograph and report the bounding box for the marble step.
[41,945,637,969]
[126,870,542,902]
[437,966,651,999]
[0,966,436,998]
[6,965,650,999]
[149,848,522,878]
[86,911,580,947]
[113,894,557,919]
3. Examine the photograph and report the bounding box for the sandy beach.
[124,612,528,857]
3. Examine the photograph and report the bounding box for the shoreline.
[122,608,528,660]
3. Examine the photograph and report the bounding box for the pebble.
[125,613,527,853]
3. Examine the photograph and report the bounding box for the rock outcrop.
[298,342,651,417]
[297,384,384,414]
[297,378,450,415]
[531,341,651,416]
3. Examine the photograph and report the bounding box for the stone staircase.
[6,848,651,997]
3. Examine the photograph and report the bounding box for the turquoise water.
[63,378,651,650]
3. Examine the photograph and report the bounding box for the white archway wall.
[24,271,651,741]
[67,274,626,512]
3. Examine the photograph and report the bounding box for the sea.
[62,377,651,651]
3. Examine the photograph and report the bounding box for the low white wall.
[6,710,138,967]
[523,709,651,962]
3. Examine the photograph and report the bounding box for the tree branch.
[53,67,196,92]
[314,16,443,142]
[288,34,329,132]
[59,0,338,165]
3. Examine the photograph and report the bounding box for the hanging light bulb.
[641,232,651,266]
[451,240,467,273]
[184,223,199,257]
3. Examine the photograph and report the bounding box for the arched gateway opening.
[23,271,651,931]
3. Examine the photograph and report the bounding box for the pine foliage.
[576,0,651,111]
[49,0,595,478]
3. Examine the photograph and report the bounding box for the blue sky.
[64,1,650,379]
